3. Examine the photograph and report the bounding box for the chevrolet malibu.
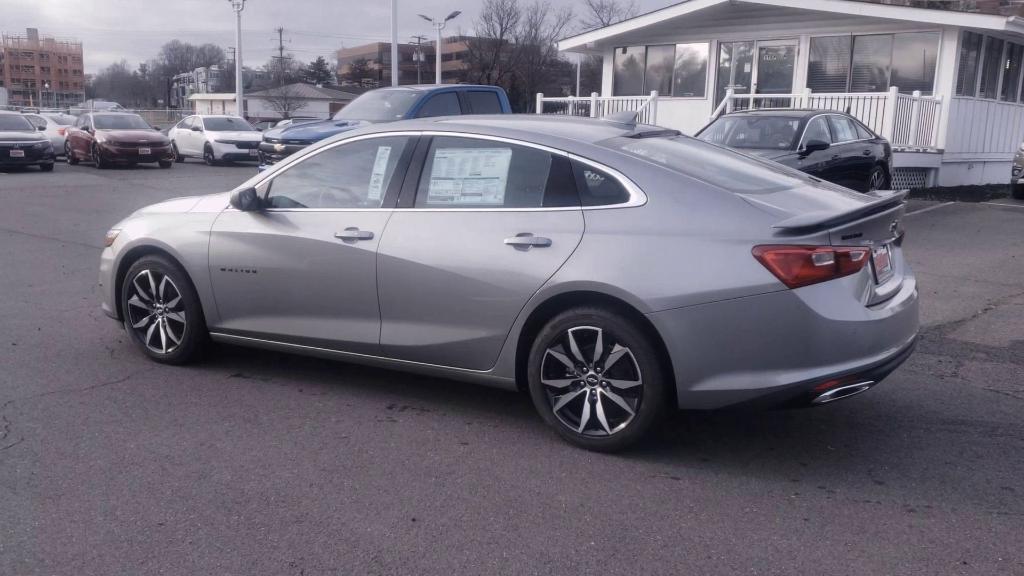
[99,115,919,451]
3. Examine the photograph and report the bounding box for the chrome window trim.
[798,113,875,150]
[250,129,648,214]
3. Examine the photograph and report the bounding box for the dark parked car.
[258,84,512,166]
[696,110,892,192]
[66,113,174,169]
[0,111,55,171]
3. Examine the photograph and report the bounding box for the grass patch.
[908,184,1013,202]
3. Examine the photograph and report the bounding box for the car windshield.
[0,115,35,131]
[333,89,420,122]
[44,114,76,125]
[697,116,801,150]
[607,134,837,194]
[203,117,255,131]
[93,114,152,130]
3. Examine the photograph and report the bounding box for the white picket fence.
[711,87,943,150]
[536,91,659,125]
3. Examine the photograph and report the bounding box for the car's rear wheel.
[172,141,185,163]
[121,255,207,365]
[65,142,79,165]
[868,165,888,192]
[527,308,667,452]
[158,160,173,169]
[203,145,216,166]
[40,162,54,172]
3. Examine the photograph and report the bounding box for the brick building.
[336,37,473,87]
[0,28,85,108]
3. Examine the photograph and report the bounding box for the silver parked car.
[98,115,919,451]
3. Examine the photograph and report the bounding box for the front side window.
[802,116,831,146]
[827,115,858,143]
[416,92,461,118]
[415,136,574,209]
[266,136,410,209]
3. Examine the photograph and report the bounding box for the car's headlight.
[103,229,121,247]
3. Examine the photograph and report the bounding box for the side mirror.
[230,187,262,211]
[152,126,161,131]
[801,139,830,156]
[37,125,46,131]
[191,125,202,132]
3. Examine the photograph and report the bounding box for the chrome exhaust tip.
[812,381,875,405]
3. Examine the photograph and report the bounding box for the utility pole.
[390,0,399,87]
[275,27,285,62]
[228,0,246,119]
[411,35,427,84]
[271,26,291,86]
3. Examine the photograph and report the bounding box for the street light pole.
[228,0,246,118]
[419,11,460,85]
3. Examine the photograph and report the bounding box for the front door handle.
[504,233,552,249]
[831,154,841,160]
[334,228,374,241]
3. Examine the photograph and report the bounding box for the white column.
[390,0,399,86]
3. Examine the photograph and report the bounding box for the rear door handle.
[831,154,841,160]
[504,233,552,248]
[334,228,374,241]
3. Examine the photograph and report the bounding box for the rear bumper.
[648,268,919,410]
[98,144,173,164]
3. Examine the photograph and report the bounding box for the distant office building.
[170,65,226,109]
[336,37,473,87]
[0,28,85,108]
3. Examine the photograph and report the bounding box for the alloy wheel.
[540,326,643,437]
[869,168,886,191]
[125,269,187,355]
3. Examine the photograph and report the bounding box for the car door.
[208,134,416,354]
[170,117,190,154]
[73,114,94,158]
[825,114,863,189]
[183,117,203,155]
[377,134,584,370]
[794,115,834,179]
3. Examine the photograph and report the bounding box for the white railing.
[711,87,943,150]
[536,91,659,125]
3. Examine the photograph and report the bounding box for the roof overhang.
[559,0,1024,52]
[188,93,236,101]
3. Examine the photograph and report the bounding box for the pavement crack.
[0,226,103,250]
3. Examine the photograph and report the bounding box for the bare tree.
[579,0,638,31]
[260,84,308,119]
[513,1,574,107]
[464,0,522,86]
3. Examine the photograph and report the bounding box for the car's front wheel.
[203,144,217,166]
[121,255,207,365]
[528,307,668,452]
[65,142,79,165]
[172,141,185,163]
[92,144,107,169]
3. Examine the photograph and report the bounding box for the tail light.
[753,245,870,289]
[58,128,67,136]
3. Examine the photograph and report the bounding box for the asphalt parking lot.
[1,161,1023,575]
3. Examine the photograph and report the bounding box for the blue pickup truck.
[258,84,512,166]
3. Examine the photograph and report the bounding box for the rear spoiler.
[772,189,909,233]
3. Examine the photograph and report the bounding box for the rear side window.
[416,92,462,118]
[854,121,874,140]
[467,91,503,114]
[414,136,578,208]
[573,162,631,206]
[827,115,858,143]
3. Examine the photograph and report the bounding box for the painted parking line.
[983,201,1024,209]
[905,201,955,216]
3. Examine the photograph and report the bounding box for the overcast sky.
[3,0,673,74]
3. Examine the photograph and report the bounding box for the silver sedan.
[98,115,919,451]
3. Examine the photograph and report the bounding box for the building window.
[614,43,710,97]
[1002,43,1024,103]
[979,37,1005,100]
[673,42,708,97]
[808,32,939,94]
[613,46,646,96]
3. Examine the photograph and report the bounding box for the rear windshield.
[93,114,152,130]
[607,135,825,194]
[204,117,255,131]
[0,115,35,131]
[697,116,801,150]
[44,113,76,125]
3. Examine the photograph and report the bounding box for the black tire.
[867,165,888,192]
[203,145,217,166]
[158,160,173,169]
[66,142,79,165]
[172,141,185,163]
[39,162,54,172]
[92,144,107,169]
[527,307,668,452]
[121,255,207,365]
[1013,184,1024,200]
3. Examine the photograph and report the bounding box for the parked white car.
[167,115,262,165]
[22,112,76,158]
